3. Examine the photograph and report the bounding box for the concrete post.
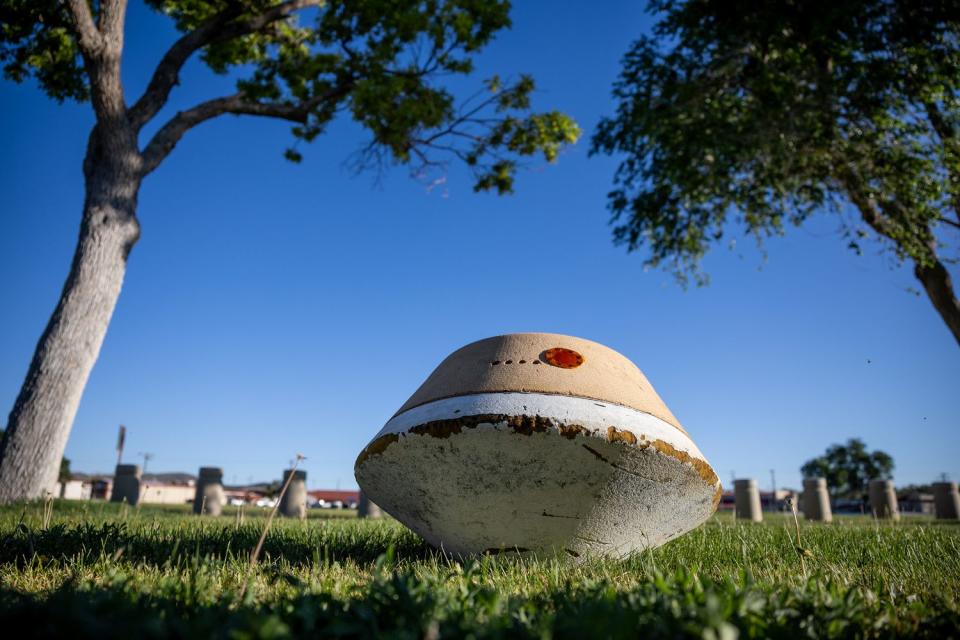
[193,467,225,516]
[278,469,307,519]
[932,482,960,520]
[734,478,762,522]
[802,477,832,522]
[358,490,382,519]
[110,464,141,506]
[868,479,900,520]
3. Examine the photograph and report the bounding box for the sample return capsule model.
[355,333,721,558]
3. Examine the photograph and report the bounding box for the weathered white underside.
[356,392,719,558]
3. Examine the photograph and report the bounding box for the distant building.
[48,480,91,500]
[899,490,934,515]
[308,489,359,508]
[46,471,360,510]
[717,488,798,512]
[138,482,195,505]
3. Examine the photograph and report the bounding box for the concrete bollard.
[193,467,225,516]
[734,478,762,522]
[358,490,382,519]
[933,482,960,520]
[278,469,307,519]
[868,479,900,520]
[110,464,141,506]
[802,478,833,522]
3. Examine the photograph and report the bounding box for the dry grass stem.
[238,454,306,600]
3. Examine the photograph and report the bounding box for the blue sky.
[1,1,957,491]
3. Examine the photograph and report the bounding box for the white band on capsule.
[373,391,708,463]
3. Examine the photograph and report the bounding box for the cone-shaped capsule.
[734,479,763,522]
[278,469,307,519]
[355,333,721,558]
[868,479,899,520]
[802,478,832,522]
[110,464,141,506]
[193,467,225,516]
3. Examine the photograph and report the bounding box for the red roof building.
[308,489,359,505]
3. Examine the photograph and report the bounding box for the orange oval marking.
[543,347,584,369]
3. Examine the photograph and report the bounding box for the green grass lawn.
[1,500,958,638]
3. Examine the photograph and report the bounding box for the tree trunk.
[914,257,960,347]
[0,154,141,503]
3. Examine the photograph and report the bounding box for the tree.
[0,0,580,503]
[0,429,71,488]
[800,438,894,500]
[592,0,960,345]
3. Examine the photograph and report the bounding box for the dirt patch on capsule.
[648,438,720,488]
[606,426,638,445]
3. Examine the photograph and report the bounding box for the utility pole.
[770,468,777,511]
[138,452,154,477]
[116,425,126,466]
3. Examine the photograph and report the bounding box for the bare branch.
[65,0,103,57]
[129,0,322,130]
[140,83,352,175]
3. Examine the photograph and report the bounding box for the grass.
[1,500,958,638]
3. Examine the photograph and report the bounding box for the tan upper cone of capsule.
[395,333,685,434]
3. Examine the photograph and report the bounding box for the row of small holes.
[490,359,539,366]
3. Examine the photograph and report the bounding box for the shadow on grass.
[1,569,958,639]
[0,519,436,568]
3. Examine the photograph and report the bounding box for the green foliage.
[592,0,960,286]
[0,502,958,637]
[1,0,580,191]
[0,0,88,101]
[801,438,894,500]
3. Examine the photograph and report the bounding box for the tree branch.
[924,100,960,225]
[99,0,128,43]
[140,84,352,176]
[939,216,960,230]
[838,165,895,238]
[840,164,960,346]
[65,0,103,57]
[67,0,127,122]
[128,0,322,130]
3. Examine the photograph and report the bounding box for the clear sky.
[1,1,957,491]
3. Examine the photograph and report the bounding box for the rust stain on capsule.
[355,433,399,468]
[648,438,720,488]
[357,413,719,497]
[606,426,637,445]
